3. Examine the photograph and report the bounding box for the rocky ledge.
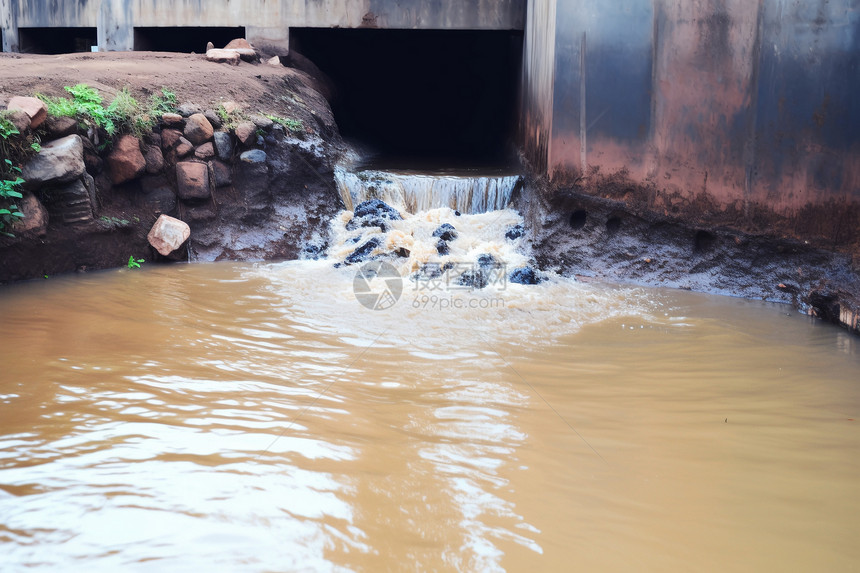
[0,51,343,281]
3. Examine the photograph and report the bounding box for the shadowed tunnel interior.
[134,27,246,52]
[290,28,523,169]
[18,27,97,54]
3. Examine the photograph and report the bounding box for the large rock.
[209,160,232,187]
[161,128,183,150]
[194,142,215,160]
[10,192,48,237]
[176,103,203,117]
[203,109,222,129]
[6,110,30,132]
[22,135,85,186]
[43,115,79,139]
[161,113,184,127]
[224,38,253,50]
[147,214,191,256]
[234,121,257,146]
[184,113,214,145]
[213,131,233,161]
[249,114,274,129]
[107,135,146,184]
[353,199,402,221]
[7,96,47,130]
[40,176,94,224]
[176,137,194,158]
[206,49,241,65]
[144,144,165,174]
[176,162,210,200]
[239,149,267,164]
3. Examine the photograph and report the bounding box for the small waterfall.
[335,168,523,215]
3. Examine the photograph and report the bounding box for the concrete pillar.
[0,0,19,53]
[98,0,133,51]
[520,0,557,174]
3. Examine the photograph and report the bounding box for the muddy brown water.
[0,262,858,571]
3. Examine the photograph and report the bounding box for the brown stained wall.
[546,0,860,252]
[650,0,760,214]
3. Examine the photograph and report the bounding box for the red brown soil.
[0,51,332,128]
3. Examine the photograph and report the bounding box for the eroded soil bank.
[519,176,860,335]
[0,51,857,335]
[0,51,343,277]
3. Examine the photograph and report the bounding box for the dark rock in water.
[395,247,410,258]
[415,262,455,281]
[505,224,525,240]
[454,210,461,216]
[344,237,381,265]
[477,254,502,271]
[457,269,488,290]
[436,239,449,255]
[432,223,458,242]
[509,267,543,285]
[346,215,388,232]
[353,199,402,221]
[301,242,328,260]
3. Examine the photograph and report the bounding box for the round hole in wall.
[569,210,587,230]
[606,216,622,235]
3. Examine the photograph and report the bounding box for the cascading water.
[334,167,523,215]
[326,164,539,301]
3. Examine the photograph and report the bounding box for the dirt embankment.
[0,51,345,279]
[520,174,860,336]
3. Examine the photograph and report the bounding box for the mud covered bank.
[520,178,860,336]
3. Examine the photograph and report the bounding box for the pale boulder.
[8,96,48,129]
[147,214,191,256]
[206,49,240,65]
[22,135,85,186]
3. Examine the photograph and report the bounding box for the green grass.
[263,113,304,133]
[38,84,178,139]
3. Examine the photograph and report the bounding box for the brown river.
[1,257,858,572]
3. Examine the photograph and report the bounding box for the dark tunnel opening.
[18,27,97,54]
[134,27,246,53]
[290,28,523,169]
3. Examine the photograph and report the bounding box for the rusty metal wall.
[545,0,860,249]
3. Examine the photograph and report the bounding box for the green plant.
[149,88,177,115]
[216,103,246,131]
[0,114,26,237]
[0,160,25,237]
[39,84,117,135]
[127,256,145,269]
[30,141,41,153]
[100,215,130,227]
[263,113,303,133]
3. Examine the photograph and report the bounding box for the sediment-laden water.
[1,250,858,571]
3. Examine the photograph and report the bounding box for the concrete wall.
[536,0,860,248]
[1,0,525,52]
